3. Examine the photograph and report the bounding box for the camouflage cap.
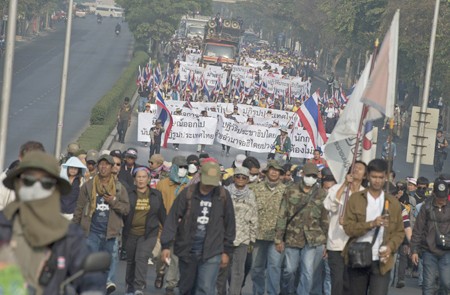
[264,160,285,173]
[302,162,319,175]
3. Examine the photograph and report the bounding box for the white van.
[95,5,123,18]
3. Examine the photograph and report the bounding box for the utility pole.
[55,0,74,158]
[413,0,440,178]
[0,0,18,170]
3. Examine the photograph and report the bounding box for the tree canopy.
[221,0,449,103]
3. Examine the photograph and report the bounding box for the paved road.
[106,83,430,295]
[0,15,133,166]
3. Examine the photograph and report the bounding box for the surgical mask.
[178,168,187,178]
[303,176,317,187]
[188,164,198,174]
[18,181,55,202]
[249,175,259,183]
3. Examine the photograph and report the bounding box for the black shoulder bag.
[430,206,450,250]
[348,204,384,269]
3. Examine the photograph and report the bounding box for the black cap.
[434,179,449,199]
[110,149,122,159]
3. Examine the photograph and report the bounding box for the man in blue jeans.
[251,160,286,295]
[73,154,130,294]
[160,161,236,295]
[411,178,450,295]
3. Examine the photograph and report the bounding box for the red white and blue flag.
[155,90,173,148]
[296,90,327,148]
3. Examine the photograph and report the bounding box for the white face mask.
[18,181,55,202]
[249,175,259,183]
[178,168,187,178]
[188,164,198,174]
[303,176,317,187]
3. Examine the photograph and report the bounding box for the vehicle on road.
[95,5,123,18]
[201,18,243,66]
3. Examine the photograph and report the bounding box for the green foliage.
[78,51,149,151]
[117,0,212,50]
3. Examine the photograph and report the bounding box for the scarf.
[226,184,250,200]
[265,179,280,190]
[91,175,116,216]
[4,189,69,248]
[150,165,165,179]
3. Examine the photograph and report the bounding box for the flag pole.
[339,39,380,224]
[412,0,440,179]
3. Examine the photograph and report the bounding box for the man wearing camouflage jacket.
[251,160,286,295]
[274,162,329,295]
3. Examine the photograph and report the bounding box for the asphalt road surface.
[107,90,428,295]
[0,15,133,166]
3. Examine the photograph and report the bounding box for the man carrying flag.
[149,90,173,156]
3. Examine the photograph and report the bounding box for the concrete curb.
[100,89,139,151]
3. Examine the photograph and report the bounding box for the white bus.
[95,5,123,18]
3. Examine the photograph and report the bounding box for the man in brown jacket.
[73,154,130,294]
[343,158,404,295]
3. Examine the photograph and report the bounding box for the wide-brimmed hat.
[3,151,72,195]
[264,160,285,174]
[280,126,288,133]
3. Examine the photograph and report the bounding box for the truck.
[177,15,210,39]
[201,19,243,66]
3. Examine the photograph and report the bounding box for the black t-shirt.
[190,191,213,255]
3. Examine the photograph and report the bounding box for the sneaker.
[396,280,405,288]
[221,150,225,156]
[148,257,154,265]
[165,288,175,295]
[144,143,148,147]
[106,282,116,294]
[175,147,179,151]
[226,152,230,157]
[201,150,205,153]
[120,249,127,261]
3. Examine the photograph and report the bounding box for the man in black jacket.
[160,161,236,295]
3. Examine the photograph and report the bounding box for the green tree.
[117,0,212,58]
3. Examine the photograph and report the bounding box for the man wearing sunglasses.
[0,151,105,294]
[275,162,328,295]
[73,154,130,294]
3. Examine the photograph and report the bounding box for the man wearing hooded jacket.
[155,156,190,294]
[0,151,105,294]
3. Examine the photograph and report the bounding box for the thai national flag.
[296,90,328,148]
[339,87,349,105]
[155,90,173,148]
[363,120,373,150]
[261,81,269,95]
[203,83,210,100]
[154,64,162,86]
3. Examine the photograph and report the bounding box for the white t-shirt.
[324,183,365,251]
[357,191,385,261]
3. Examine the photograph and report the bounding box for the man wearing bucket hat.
[269,126,291,164]
[73,154,130,294]
[160,161,236,295]
[0,151,105,294]
[251,160,286,295]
